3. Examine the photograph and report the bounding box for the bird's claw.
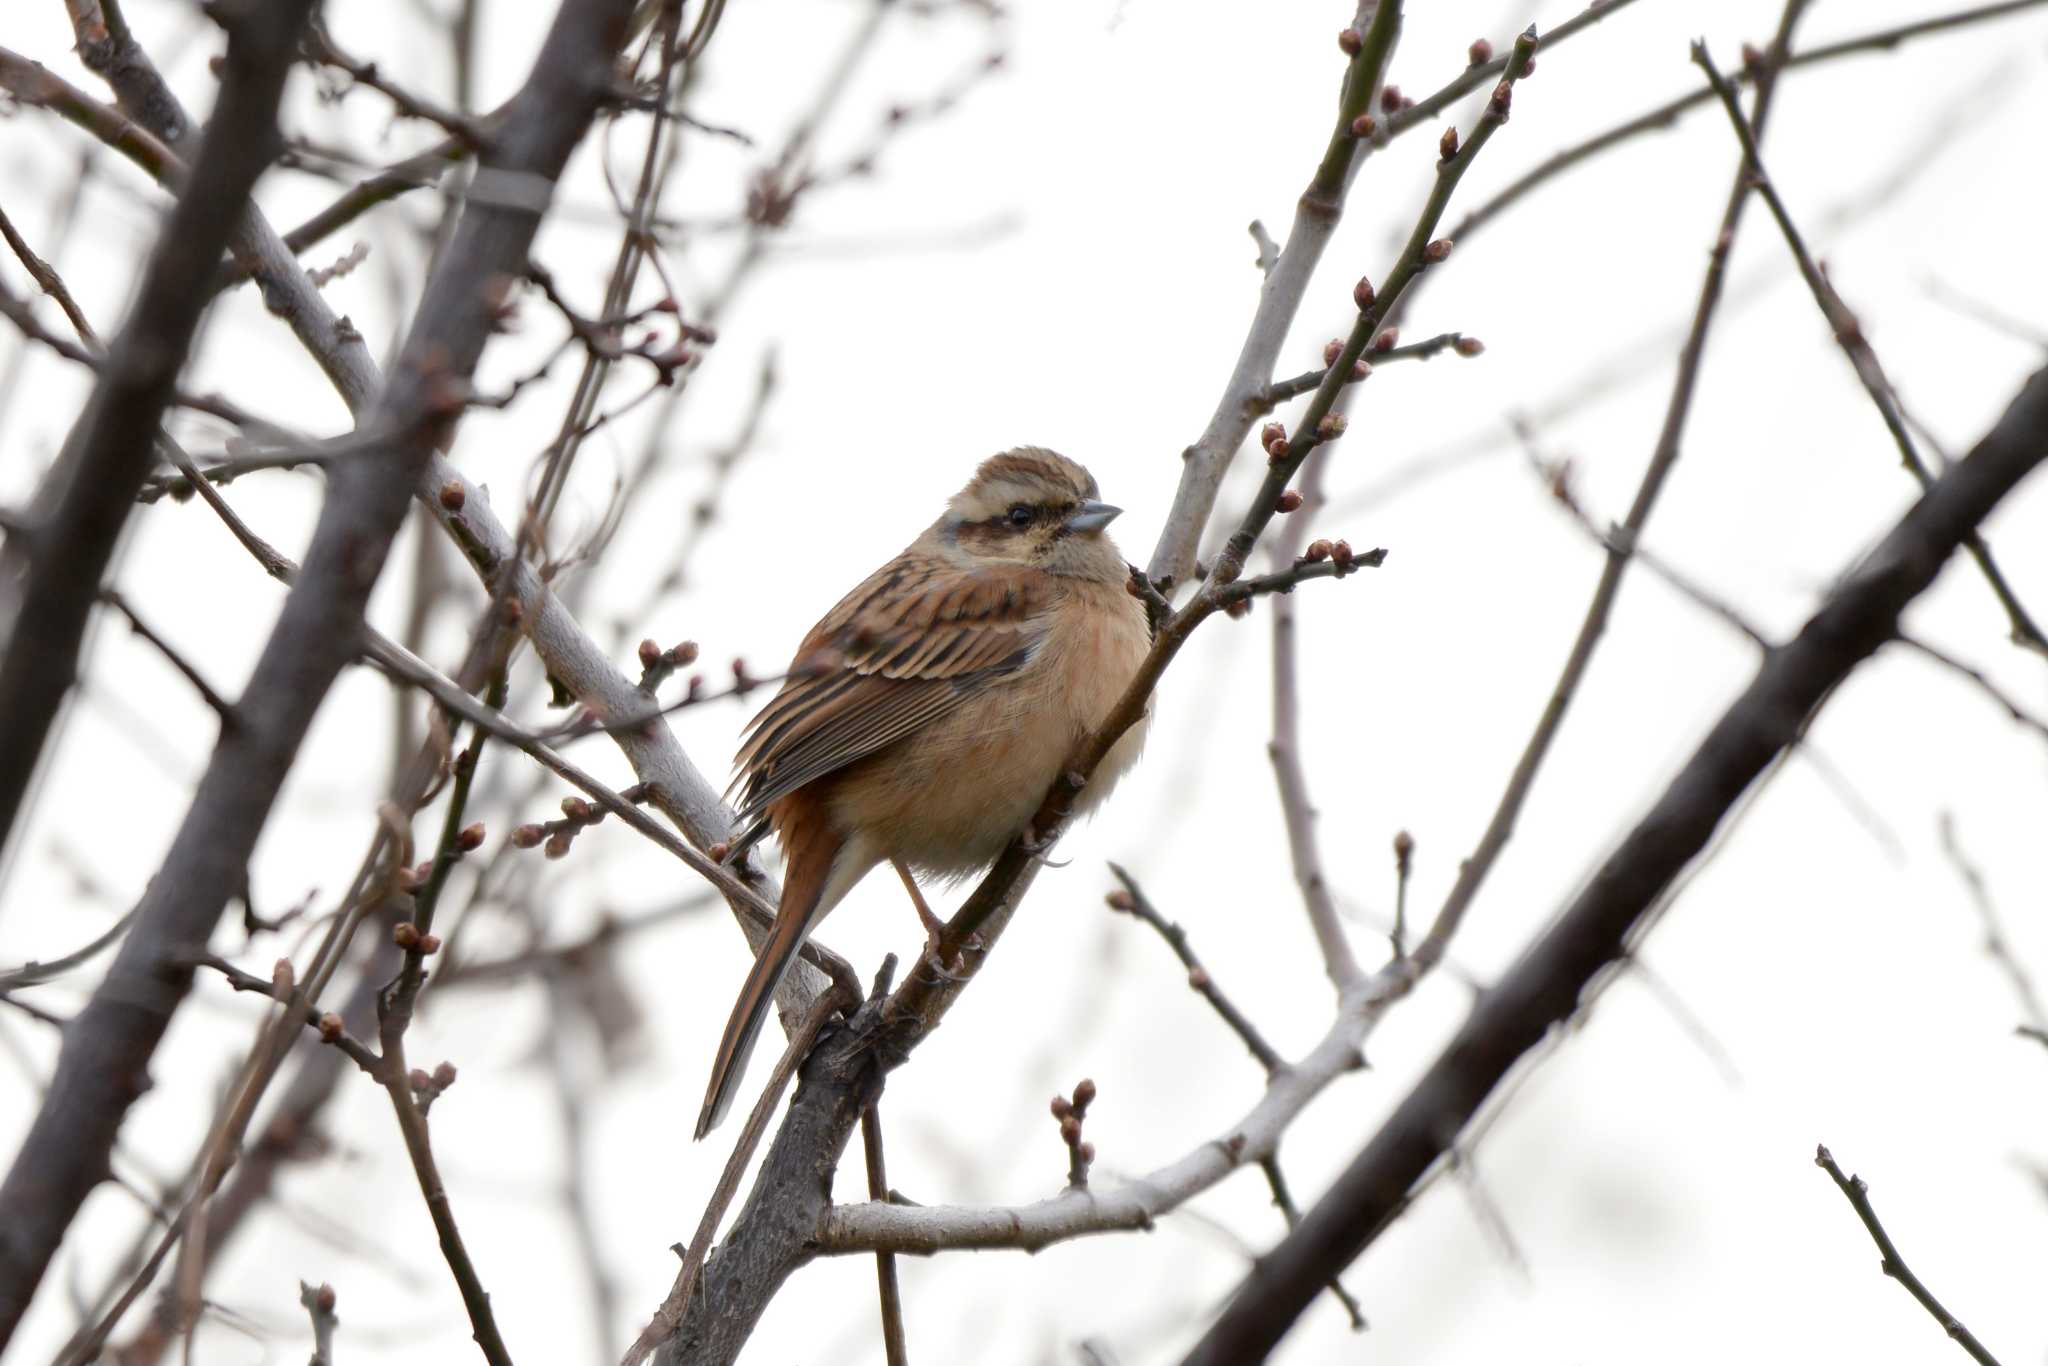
[921,942,971,982]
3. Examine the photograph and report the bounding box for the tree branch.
[1106,865,1283,1074]
[0,0,636,1345]
[861,1104,910,1366]
[1389,0,1809,994]
[1264,452,1361,991]
[1144,0,1403,590]
[0,0,312,873]
[1813,1145,2003,1366]
[1176,360,2048,1366]
[1447,0,2048,246]
[817,947,1416,1258]
[1694,40,2048,657]
[57,0,829,1021]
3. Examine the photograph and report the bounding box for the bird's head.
[940,447,1126,582]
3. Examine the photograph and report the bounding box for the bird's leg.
[891,858,946,939]
[891,857,966,976]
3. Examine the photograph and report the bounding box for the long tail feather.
[695,814,845,1139]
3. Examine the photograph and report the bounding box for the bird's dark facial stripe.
[974,499,1079,531]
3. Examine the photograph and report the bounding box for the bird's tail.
[694,814,842,1140]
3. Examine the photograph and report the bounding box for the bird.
[695,447,1153,1139]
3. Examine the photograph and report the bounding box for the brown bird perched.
[696,448,1152,1138]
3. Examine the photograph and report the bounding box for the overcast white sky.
[5,1,2048,1363]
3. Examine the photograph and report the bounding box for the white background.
[4,1,2048,1363]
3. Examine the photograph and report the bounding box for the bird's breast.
[830,577,1152,877]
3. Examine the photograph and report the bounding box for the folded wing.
[733,556,1055,819]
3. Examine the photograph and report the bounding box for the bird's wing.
[732,555,1057,818]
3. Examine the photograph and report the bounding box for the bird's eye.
[1005,504,1034,528]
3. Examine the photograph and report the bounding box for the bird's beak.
[1065,500,1122,534]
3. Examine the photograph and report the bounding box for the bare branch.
[304,20,487,146]
[375,1006,512,1366]
[819,954,1407,1258]
[0,0,313,871]
[1106,865,1283,1074]
[1207,26,1540,588]
[1398,1,1809,987]
[1937,812,2048,1035]
[1264,453,1362,990]
[192,955,381,1076]
[1813,1146,2003,1366]
[1144,0,1403,589]
[1375,0,1645,143]
[1449,0,2048,246]
[0,46,181,186]
[0,204,99,348]
[860,1104,910,1366]
[1258,1157,1365,1331]
[1176,360,2048,1366]
[0,0,638,1344]
[1896,637,2048,745]
[299,1281,338,1366]
[1694,40,2048,657]
[97,589,235,723]
[0,909,133,993]
[1252,330,1478,415]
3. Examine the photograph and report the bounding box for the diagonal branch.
[1394,0,1809,989]
[1813,1145,2003,1366]
[0,0,312,873]
[1145,0,1652,590]
[1447,0,2048,247]
[0,0,638,1347]
[1207,26,1540,588]
[1694,41,2048,658]
[1144,0,1403,589]
[1107,865,1283,1073]
[39,0,827,1018]
[1177,361,2048,1366]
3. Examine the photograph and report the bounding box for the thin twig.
[1144,0,1403,589]
[1897,638,2048,745]
[1208,26,1541,588]
[299,1282,338,1366]
[192,954,382,1075]
[1694,41,2048,659]
[1252,331,1477,414]
[1399,2,1808,981]
[376,1038,512,1364]
[0,908,134,992]
[1448,0,2048,246]
[861,1105,910,1366]
[0,46,183,185]
[305,21,487,146]
[1389,832,1412,961]
[1813,1145,2003,1366]
[526,5,688,538]
[1936,813,2048,1035]
[1172,354,2048,1366]
[434,894,717,989]
[1446,1145,1531,1280]
[1263,447,1361,990]
[1258,1157,1365,1330]
[1105,865,1282,1074]
[97,589,236,722]
[0,204,99,347]
[1376,0,1644,144]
